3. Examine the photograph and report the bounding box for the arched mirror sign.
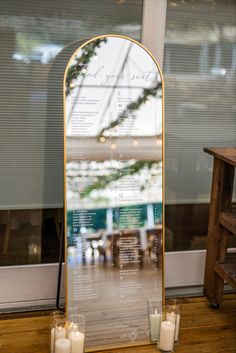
[64,35,164,349]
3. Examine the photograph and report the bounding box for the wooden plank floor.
[0,295,235,353]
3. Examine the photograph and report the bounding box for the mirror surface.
[64,35,163,348]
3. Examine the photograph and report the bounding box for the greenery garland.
[66,37,107,96]
[80,160,161,198]
[65,38,162,197]
[97,83,162,139]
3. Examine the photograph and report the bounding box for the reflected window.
[0,0,143,266]
[164,0,236,251]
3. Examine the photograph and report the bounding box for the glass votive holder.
[66,307,78,338]
[166,299,182,343]
[50,311,65,353]
[68,315,85,353]
[54,320,71,353]
[147,298,162,342]
[67,306,78,321]
[158,305,176,353]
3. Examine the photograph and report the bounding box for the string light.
[99,136,106,143]
[110,143,117,150]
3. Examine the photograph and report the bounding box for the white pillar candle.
[69,329,85,353]
[51,328,55,353]
[149,311,161,341]
[66,322,79,338]
[166,312,175,324]
[55,326,66,341]
[55,338,71,353]
[159,321,175,352]
[166,312,180,341]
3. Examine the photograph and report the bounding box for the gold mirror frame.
[63,34,165,351]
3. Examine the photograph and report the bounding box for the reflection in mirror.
[64,35,163,349]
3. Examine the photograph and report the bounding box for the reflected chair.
[146,227,162,268]
[108,229,143,268]
[1,210,42,262]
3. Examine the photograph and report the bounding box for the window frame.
[1,0,221,310]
